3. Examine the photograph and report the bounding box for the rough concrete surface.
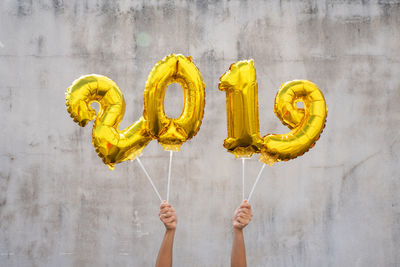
[1,0,400,266]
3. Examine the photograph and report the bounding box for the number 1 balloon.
[219,59,327,166]
[65,54,205,169]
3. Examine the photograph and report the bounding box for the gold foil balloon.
[144,54,205,151]
[219,60,263,157]
[219,60,327,165]
[66,54,205,169]
[66,75,153,170]
[261,80,327,165]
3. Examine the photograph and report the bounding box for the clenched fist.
[159,201,177,231]
[233,200,252,230]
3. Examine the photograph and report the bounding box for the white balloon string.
[247,164,266,202]
[242,158,245,200]
[167,151,173,203]
[136,157,163,203]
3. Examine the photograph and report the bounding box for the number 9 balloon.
[66,54,205,169]
[219,59,327,165]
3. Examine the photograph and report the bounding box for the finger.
[162,201,172,207]
[163,216,176,223]
[240,209,252,217]
[165,207,175,213]
[162,211,175,218]
[239,208,252,215]
[240,202,251,209]
[238,215,251,222]
[161,200,169,207]
[160,213,172,221]
[241,199,251,206]
[234,212,242,220]
[236,216,250,223]
[238,210,251,218]
[239,212,251,219]
[161,207,170,212]
[160,212,174,220]
[160,207,172,214]
[238,216,250,223]
[238,209,253,217]
[237,217,249,225]
[237,213,247,219]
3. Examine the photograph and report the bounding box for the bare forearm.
[156,229,176,267]
[231,228,246,267]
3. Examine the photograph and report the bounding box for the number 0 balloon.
[65,54,205,169]
[144,55,205,151]
[219,59,327,165]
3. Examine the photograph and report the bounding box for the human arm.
[156,201,177,267]
[231,200,252,267]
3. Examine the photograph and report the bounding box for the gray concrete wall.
[1,0,400,266]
